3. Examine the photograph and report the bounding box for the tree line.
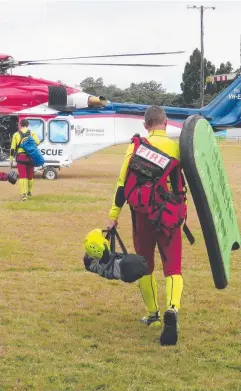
[79,48,241,108]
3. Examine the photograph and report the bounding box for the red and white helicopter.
[0,52,241,179]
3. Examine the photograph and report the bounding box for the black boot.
[160,309,178,346]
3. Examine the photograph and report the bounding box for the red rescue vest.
[124,134,194,244]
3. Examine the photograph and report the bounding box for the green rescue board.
[180,115,240,289]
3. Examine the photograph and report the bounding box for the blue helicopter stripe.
[58,75,241,128]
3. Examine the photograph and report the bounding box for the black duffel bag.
[83,228,148,283]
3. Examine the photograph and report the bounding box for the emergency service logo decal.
[75,125,104,136]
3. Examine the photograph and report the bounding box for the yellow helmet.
[83,229,110,260]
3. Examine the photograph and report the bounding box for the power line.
[187,5,215,107]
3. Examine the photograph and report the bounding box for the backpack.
[18,130,45,167]
[124,134,194,244]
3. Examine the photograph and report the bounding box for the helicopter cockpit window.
[27,119,44,143]
[49,120,69,144]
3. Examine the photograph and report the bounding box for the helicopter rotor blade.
[19,51,185,64]
[19,62,177,67]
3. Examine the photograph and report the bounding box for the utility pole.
[187,5,215,107]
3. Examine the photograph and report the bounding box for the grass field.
[0,143,240,391]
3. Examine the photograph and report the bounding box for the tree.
[79,77,104,96]
[123,81,166,105]
[79,78,172,105]
[213,61,234,93]
[79,54,237,108]
[181,48,216,106]
[215,61,233,75]
[205,61,236,95]
[165,93,185,107]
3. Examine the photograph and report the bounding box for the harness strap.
[183,224,194,245]
[125,182,139,200]
[138,188,145,207]
[152,204,167,227]
[183,214,195,245]
[149,183,156,207]
[157,185,184,202]
[151,200,195,245]
[157,242,168,263]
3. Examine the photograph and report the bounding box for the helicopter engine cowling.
[48,86,107,111]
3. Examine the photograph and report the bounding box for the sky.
[1,0,241,93]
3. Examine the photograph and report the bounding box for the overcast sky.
[1,0,241,93]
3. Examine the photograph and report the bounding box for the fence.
[216,136,241,144]
[172,136,241,144]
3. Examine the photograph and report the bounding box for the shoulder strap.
[17,130,24,148]
[183,223,195,245]
[168,159,188,195]
[131,133,141,143]
[18,130,31,140]
[19,129,31,137]
[17,129,31,148]
[131,133,141,150]
[131,133,151,153]
[169,165,181,193]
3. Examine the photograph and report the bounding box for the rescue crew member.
[107,106,185,346]
[10,119,40,201]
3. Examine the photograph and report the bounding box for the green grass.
[1,194,107,213]
[31,194,108,203]
[2,203,103,213]
[0,144,240,391]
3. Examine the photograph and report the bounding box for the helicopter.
[0,52,241,179]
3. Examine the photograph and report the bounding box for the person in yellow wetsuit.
[107,106,185,346]
[10,119,40,201]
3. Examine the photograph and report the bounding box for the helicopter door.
[45,118,71,163]
[0,115,18,161]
